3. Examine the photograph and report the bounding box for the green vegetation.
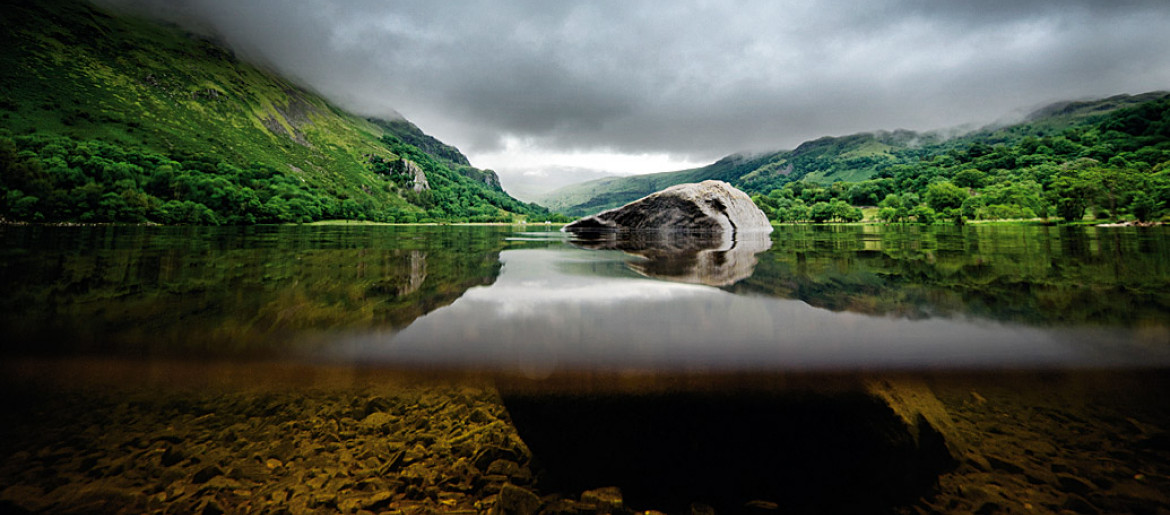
[0,224,526,356]
[375,134,566,223]
[754,95,1170,224]
[732,224,1170,326]
[540,93,1170,224]
[0,0,549,224]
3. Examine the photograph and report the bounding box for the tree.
[953,169,987,189]
[911,205,936,224]
[960,196,984,220]
[810,201,834,223]
[945,208,965,226]
[1046,171,1096,222]
[787,201,811,223]
[829,199,850,221]
[1093,167,1139,216]
[5,190,41,220]
[925,181,968,212]
[846,179,893,206]
[842,206,864,223]
[775,207,794,223]
[879,194,902,210]
[1130,192,1158,222]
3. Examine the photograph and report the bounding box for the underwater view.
[2,223,1169,514]
[5,0,1170,513]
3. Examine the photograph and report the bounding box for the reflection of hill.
[729,224,1170,327]
[569,232,772,287]
[0,225,507,357]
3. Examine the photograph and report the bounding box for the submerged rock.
[864,379,966,467]
[492,484,541,515]
[564,181,772,236]
[580,487,624,511]
[502,381,961,514]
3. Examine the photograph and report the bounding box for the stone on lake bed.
[502,378,964,513]
[492,483,541,515]
[580,486,624,510]
[563,180,772,236]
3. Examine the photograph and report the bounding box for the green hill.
[537,93,1168,216]
[0,0,547,224]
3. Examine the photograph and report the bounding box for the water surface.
[3,223,1168,370]
[2,223,1169,514]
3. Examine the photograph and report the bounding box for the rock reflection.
[568,231,772,287]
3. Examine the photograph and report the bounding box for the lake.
[1,223,1168,514]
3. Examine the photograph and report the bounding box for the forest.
[750,95,1170,224]
[0,130,559,224]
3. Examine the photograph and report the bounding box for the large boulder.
[501,378,962,513]
[563,180,772,236]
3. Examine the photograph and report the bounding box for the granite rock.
[564,181,772,236]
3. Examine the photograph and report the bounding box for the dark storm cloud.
[96,0,1170,164]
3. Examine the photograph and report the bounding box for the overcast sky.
[97,0,1170,197]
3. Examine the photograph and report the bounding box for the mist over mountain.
[87,0,1170,185]
[537,92,1170,217]
[0,0,550,224]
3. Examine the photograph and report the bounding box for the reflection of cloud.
[486,280,708,317]
[326,246,1151,373]
[463,247,711,317]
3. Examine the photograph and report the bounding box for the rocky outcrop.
[479,169,503,190]
[563,180,772,236]
[393,159,430,192]
[456,166,503,191]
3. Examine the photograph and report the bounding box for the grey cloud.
[95,0,1170,166]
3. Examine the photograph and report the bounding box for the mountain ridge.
[537,92,1168,216]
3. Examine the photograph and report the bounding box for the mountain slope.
[538,93,1166,216]
[370,117,471,167]
[0,0,545,224]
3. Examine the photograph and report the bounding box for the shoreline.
[2,218,1162,229]
[0,219,568,228]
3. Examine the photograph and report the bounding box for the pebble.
[1056,474,1095,495]
[0,383,538,514]
[191,465,223,484]
[580,486,623,510]
[4,377,1170,514]
[494,483,541,515]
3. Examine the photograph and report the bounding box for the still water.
[1,224,1168,514]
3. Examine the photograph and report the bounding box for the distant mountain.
[0,0,545,224]
[537,93,1167,216]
